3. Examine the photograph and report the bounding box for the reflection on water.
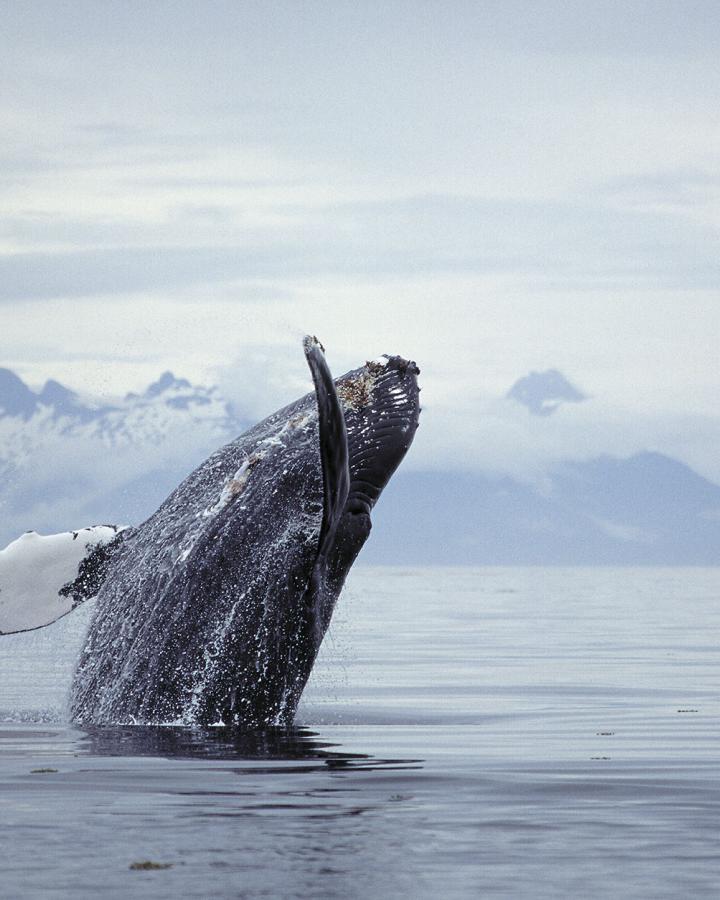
[78,724,422,771]
[81,724,347,760]
[2,567,720,898]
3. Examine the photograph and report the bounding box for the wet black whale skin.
[70,349,420,727]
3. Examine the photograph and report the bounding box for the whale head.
[340,354,421,515]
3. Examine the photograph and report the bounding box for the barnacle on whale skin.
[336,365,381,411]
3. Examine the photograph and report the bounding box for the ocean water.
[1,567,720,899]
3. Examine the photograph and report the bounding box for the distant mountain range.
[0,366,238,433]
[1,367,718,564]
[0,367,246,545]
[367,454,720,565]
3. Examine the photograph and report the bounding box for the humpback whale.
[0,338,420,727]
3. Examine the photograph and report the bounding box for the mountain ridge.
[0,367,717,564]
[363,453,720,565]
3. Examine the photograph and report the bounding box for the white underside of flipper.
[0,526,123,634]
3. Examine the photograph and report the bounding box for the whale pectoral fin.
[0,525,126,635]
[303,335,350,561]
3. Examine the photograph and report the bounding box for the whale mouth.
[337,355,421,515]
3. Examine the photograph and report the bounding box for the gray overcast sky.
[1,1,719,479]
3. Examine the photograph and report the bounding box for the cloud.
[3,187,718,303]
[214,343,316,424]
[589,516,657,545]
[0,248,271,301]
[404,385,720,491]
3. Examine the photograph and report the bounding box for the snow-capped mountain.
[0,368,246,546]
[0,367,238,443]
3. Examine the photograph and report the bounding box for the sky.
[2,1,719,481]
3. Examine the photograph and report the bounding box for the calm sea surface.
[2,567,720,899]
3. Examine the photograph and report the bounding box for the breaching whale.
[0,338,420,727]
